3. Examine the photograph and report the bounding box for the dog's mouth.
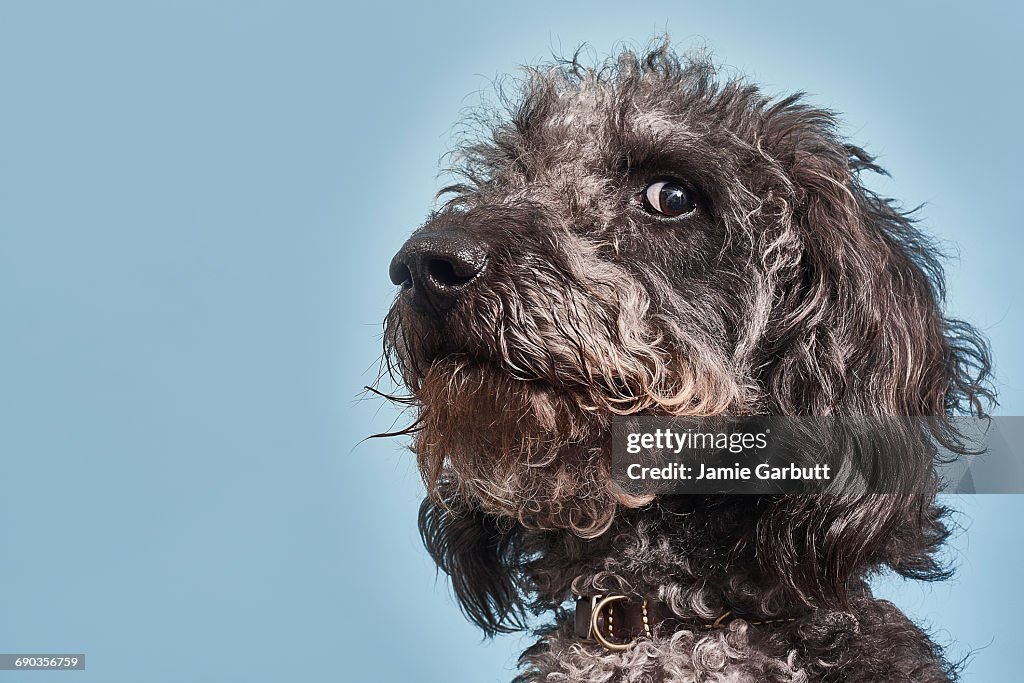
[390,308,557,389]
[413,341,633,411]
[417,350,568,403]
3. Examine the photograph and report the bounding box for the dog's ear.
[758,98,993,421]
[418,489,529,635]
[752,100,995,606]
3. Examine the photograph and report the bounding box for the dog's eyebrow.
[610,137,711,186]
[606,123,705,174]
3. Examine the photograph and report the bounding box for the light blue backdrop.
[0,2,1020,681]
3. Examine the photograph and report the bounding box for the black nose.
[389,229,488,315]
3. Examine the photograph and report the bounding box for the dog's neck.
[522,497,858,621]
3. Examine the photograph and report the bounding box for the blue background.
[0,2,1020,681]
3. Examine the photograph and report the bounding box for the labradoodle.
[380,42,994,682]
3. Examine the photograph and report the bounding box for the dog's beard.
[401,335,741,539]
[413,357,622,537]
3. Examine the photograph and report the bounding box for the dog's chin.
[410,355,640,536]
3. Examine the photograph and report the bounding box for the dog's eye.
[641,181,696,217]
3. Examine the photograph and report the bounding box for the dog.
[380,42,994,682]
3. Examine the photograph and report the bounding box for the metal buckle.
[590,594,630,652]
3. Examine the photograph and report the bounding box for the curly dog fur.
[380,41,994,682]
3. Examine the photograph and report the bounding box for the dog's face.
[383,47,991,545]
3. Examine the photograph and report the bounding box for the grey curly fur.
[379,40,994,682]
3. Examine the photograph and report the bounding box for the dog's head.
[381,44,993,630]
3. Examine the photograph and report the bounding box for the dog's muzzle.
[389,228,488,317]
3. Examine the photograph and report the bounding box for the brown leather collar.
[574,594,800,652]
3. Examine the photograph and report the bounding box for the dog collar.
[574,594,800,652]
